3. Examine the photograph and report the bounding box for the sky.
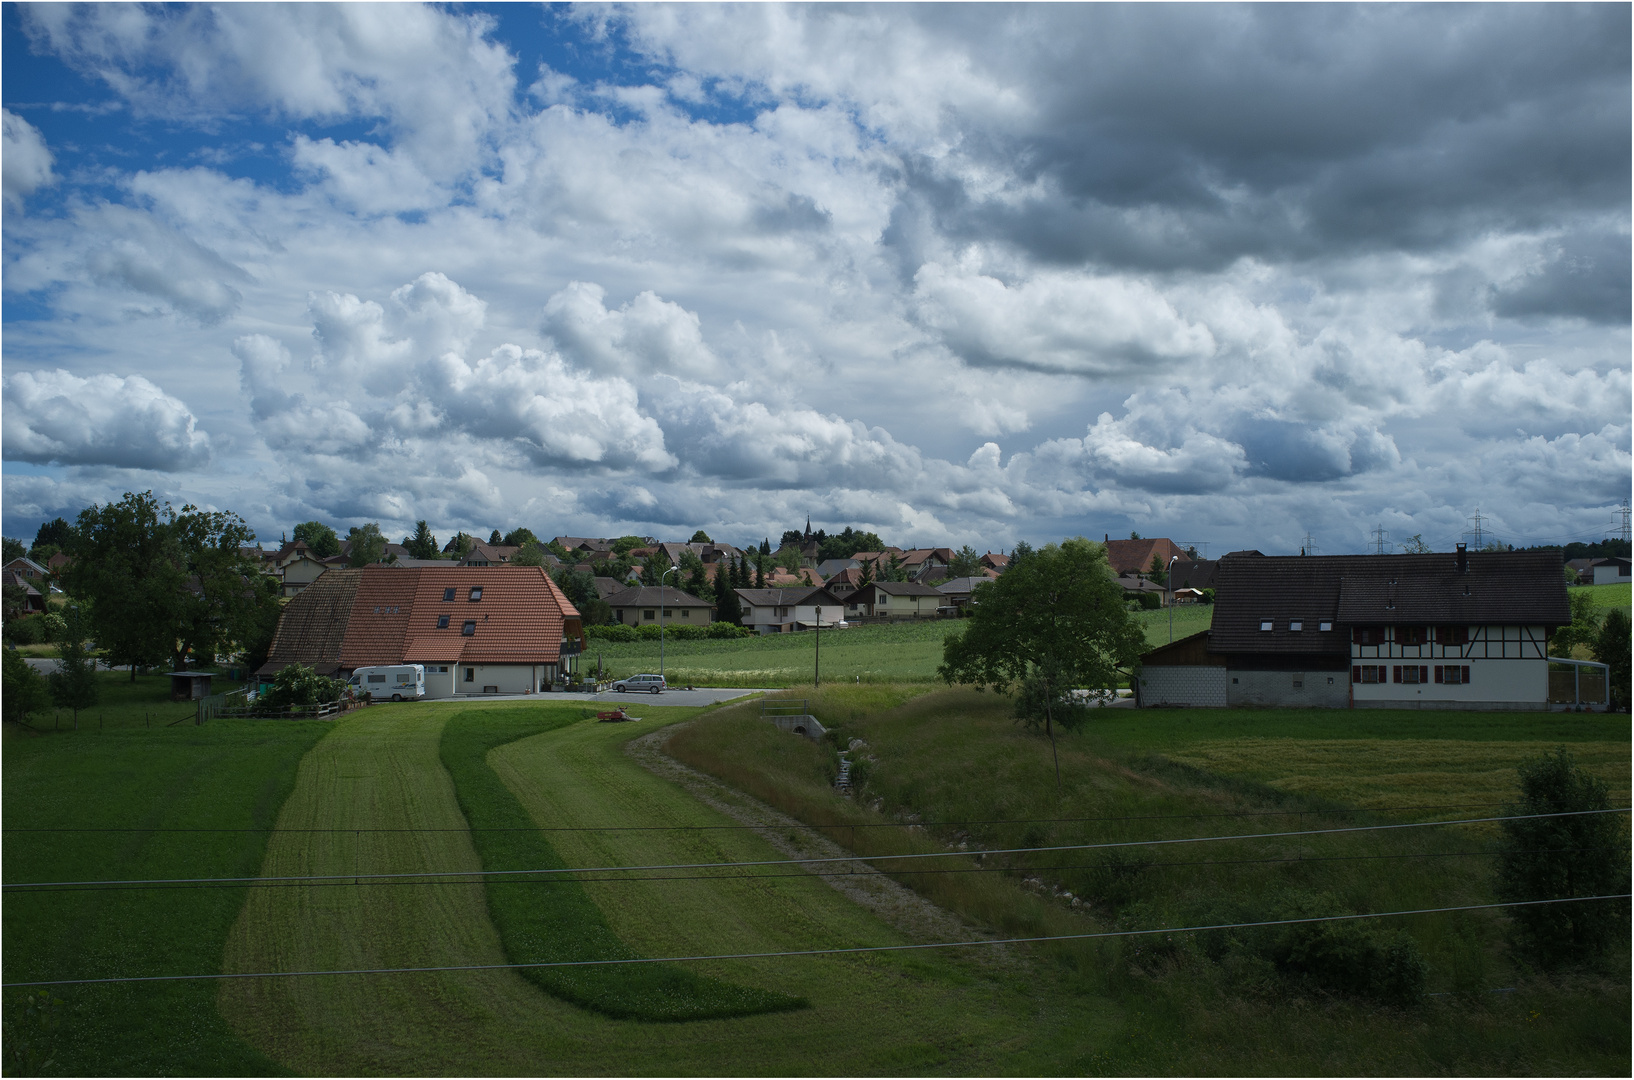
[2,2,1629,557]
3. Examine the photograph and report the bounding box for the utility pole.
[1370,524,1390,555]
[814,605,821,688]
[1467,507,1486,551]
[1619,499,1631,544]
[1301,531,1319,557]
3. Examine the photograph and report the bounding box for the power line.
[16,846,1615,897]
[1370,524,1391,555]
[6,895,1625,990]
[8,808,1625,893]
[0,801,1525,835]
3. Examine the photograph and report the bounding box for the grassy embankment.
[218,702,1097,1074]
[438,707,803,1020]
[2,675,329,1076]
[586,604,1212,688]
[665,686,1631,1074]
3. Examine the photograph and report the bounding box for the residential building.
[1102,537,1189,578]
[604,585,713,627]
[736,586,847,634]
[1135,546,1573,710]
[256,565,583,697]
[850,580,945,619]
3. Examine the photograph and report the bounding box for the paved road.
[22,657,127,675]
[452,686,767,707]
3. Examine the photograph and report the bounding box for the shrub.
[1494,747,1629,963]
[2,648,49,725]
[1138,592,1161,610]
[586,624,638,643]
[6,612,64,645]
[1201,588,1215,605]
[258,664,346,714]
[1593,609,1630,711]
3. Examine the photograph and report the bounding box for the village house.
[257,565,583,697]
[736,585,848,634]
[604,585,713,627]
[1135,546,1576,710]
[850,580,944,619]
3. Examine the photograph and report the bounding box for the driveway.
[444,686,766,707]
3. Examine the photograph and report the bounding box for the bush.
[587,624,638,643]
[2,648,49,725]
[1138,592,1162,610]
[1201,588,1215,605]
[1593,609,1630,711]
[1494,747,1629,963]
[258,664,346,714]
[6,612,64,645]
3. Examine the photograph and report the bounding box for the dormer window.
[1260,620,1274,631]
[443,587,456,601]
[461,620,476,636]
[469,586,483,601]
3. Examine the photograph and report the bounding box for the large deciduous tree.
[171,505,282,670]
[62,492,187,678]
[938,538,1146,791]
[947,544,983,579]
[346,523,387,567]
[292,520,340,559]
[1594,609,1630,711]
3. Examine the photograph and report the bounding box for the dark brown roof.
[1103,538,1186,576]
[1209,551,1570,656]
[736,587,820,607]
[1169,559,1217,590]
[856,581,944,600]
[604,585,711,609]
[266,569,362,665]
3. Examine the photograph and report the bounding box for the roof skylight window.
[462,620,476,636]
[437,615,450,629]
[1290,621,1303,632]
[469,586,483,601]
[1319,621,1333,632]
[1260,620,1274,631]
[443,587,456,601]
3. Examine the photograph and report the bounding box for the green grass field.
[1575,581,1631,617]
[667,687,1631,1074]
[6,672,1627,1075]
[586,606,1213,688]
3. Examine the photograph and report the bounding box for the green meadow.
[4,669,1627,1075]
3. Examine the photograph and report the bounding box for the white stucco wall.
[454,664,541,696]
[1350,624,1550,707]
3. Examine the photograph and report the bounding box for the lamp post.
[814,605,821,688]
[1167,555,1181,642]
[660,564,679,680]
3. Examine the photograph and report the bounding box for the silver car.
[613,673,667,694]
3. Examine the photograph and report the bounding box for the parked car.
[613,673,667,694]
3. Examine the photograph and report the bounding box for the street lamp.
[660,564,680,680]
[814,605,821,688]
[1167,555,1181,643]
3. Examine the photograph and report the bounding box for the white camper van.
[347,664,426,701]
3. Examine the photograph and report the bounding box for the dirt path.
[624,723,1012,965]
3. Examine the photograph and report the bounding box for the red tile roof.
[1103,538,1187,576]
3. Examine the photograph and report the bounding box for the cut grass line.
[439,707,803,1021]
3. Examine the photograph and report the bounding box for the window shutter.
[1352,666,1362,682]
[1392,665,1401,683]
[1462,666,1470,683]
[1434,666,1443,683]
[1420,666,1429,683]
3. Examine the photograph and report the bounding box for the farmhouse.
[1136,546,1574,710]
[257,565,583,697]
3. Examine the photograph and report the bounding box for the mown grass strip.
[2,714,330,1075]
[438,707,805,1021]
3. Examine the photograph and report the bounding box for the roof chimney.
[1456,542,1468,574]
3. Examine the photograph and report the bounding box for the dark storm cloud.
[1492,229,1633,324]
[891,4,1630,278]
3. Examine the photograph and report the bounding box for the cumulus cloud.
[543,282,723,381]
[3,369,210,470]
[912,258,1216,376]
[2,109,55,209]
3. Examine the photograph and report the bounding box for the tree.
[759,538,772,556]
[754,555,766,588]
[47,606,98,729]
[947,545,983,579]
[502,527,539,548]
[1551,591,1600,657]
[170,505,282,671]
[939,538,1146,793]
[1400,534,1432,554]
[346,523,387,567]
[258,663,345,712]
[62,491,187,679]
[405,521,440,559]
[3,536,27,563]
[292,521,340,559]
[1147,554,1168,585]
[690,529,712,544]
[445,531,475,559]
[489,529,503,545]
[714,558,743,625]
[511,541,550,567]
[1129,531,1142,541]
[883,552,907,582]
[1563,565,1580,585]
[1494,748,1628,962]
[679,550,708,597]
[3,647,50,726]
[1593,609,1630,712]
[32,517,72,553]
[612,535,647,556]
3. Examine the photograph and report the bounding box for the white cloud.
[2,109,55,209]
[3,369,211,470]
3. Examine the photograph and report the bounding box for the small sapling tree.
[47,607,98,729]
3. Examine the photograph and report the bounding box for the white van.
[348,664,426,701]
